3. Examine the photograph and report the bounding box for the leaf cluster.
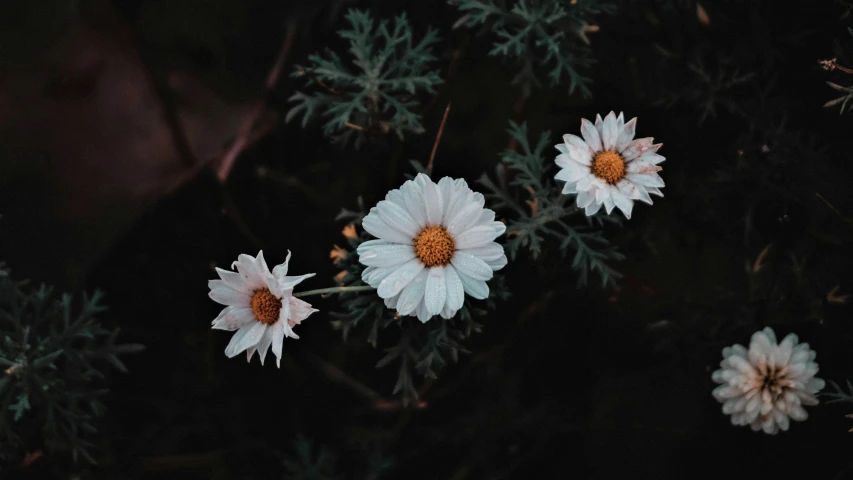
[288,9,442,147]
[448,0,615,97]
[478,121,624,287]
[282,434,393,480]
[0,266,143,464]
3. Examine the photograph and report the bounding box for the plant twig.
[216,20,298,182]
[816,192,853,226]
[425,104,451,176]
[294,285,375,298]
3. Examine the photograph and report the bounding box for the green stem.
[294,285,375,298]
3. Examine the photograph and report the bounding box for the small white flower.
[555,111,665,219]
[357,173,507,322]
[209,250,317,367]
[711,327,825,434]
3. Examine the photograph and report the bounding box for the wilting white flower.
[357,173,507,322]
[555,111,665,219]
[711,327,825,434]
[209,251,317,367]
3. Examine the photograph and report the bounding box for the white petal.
[627,161,663,175]
[576,189,596,209]
[376,200,420,238]
[584,200,602,217]
[377,258,425,298]
[397,269,428,315]
[611,188,634,219]
[214,268,252,294]
[454,225,498,250]
[562,134,594,165]
[486,255,507,270]
[621,137,654,162]
[278,273,315,291]
[271,250,292,279]
[231,254,266,290]
[362,211,414,244]
[224,322,267,358]
[270,321,286,367]
[401,180,428,228]
[289,297,317,323]
[616,117,637,152]
[446,201,484,236]
[601,111,618,150]
[555,155,589,183]
[255,328,274,366]
[491,221,507,237]
[358,244,416,267]
[444,265,465,311]
[450,251,493,281]
[460,243,505,262]
[457,271,489,299]
[211,306,255,331]
[424,266,447,315]
[626,173,665,188]
[580,118,603,152]
[209,287,251,307]
[422,180,444,226]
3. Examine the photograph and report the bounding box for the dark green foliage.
[330,197,508,405]
[448,0,615,97]
[282,434,393,480]
[479,121,624,287]
[0,265,143,464]
[287,9,442,147]
[824,379,853,404]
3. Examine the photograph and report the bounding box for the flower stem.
[293,285,375,298]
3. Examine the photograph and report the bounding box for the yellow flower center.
[591,151,626,184]
[251,288,281,325]
[414,225,455,267]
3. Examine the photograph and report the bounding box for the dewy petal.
[358,244,416,267]
[460,243,505,262]
[422,179,444,226]
[397,269,428,316]
[580,118,603,152]
[444,265,465,311]
[424,266,447,316]
[457,270,489,299]
[377,258,425,298]
[376,200,420,238]
[455,225,499,250]
[401,180,428,228]
[446,201,484,236]
[362,211,414,245]
[224,322,267,358]
[601,111,618,151]
[450,251,493,281]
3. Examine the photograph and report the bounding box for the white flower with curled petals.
[357,173,507,322]
[555,111,665,219]
[711,327,825,434]
[209,250,317,367]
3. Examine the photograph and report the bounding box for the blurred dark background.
[1,0,852,478]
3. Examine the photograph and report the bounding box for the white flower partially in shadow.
[555,111,665,219]
[712,327,825,434]
[209,251,317,367]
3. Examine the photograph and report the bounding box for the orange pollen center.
[591,151,626,184]
[250,288,281,325]
[414,225,455,267]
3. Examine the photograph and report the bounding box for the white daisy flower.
[209,250,317,367]
[357,173,507,322]
[555,111,665,219]
[711,327,825,434]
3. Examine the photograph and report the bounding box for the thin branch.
[816,192,853,226]
[216,20,298,182]
[425,104,451,176]
[294,285,375,298]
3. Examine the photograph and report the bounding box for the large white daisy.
[711,327,825,434]
[357,173,507,322]
[555,111,665,219]
[209,250,317,367]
